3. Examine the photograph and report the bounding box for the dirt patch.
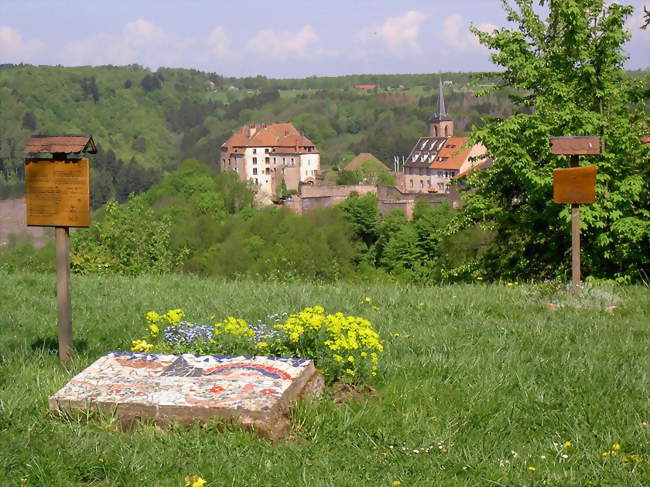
[0,197,50,248]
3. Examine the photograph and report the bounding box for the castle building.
[403,79,486,193]
[220,123,320,203]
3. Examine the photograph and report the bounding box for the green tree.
[464,0,650,282]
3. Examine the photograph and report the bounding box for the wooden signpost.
[550,136,600,288]
[24,135,96,366]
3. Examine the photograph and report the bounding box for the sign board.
[553,165,597,204]
[25,158,90,227]
[550,136,601,155]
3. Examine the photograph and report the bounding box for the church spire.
[437,77,446,119]
[428,76,454,137]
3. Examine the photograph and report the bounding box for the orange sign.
[553,165,597,204]
[25,158,91,227]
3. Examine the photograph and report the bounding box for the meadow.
[1,272,648,486]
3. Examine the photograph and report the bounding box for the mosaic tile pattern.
[49,352,322,435]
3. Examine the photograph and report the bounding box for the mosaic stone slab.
[49,352,324,437]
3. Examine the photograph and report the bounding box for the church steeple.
[437,77,446,119]
[428,77,454,138]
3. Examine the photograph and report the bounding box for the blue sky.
[1,0,648,77]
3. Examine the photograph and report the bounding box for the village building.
[220,123,320,204]
[403,79,487,194]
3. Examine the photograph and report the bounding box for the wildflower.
[256,342,268,349]
[561,454,568,459]
[418,302,425,307]
[19,479,28,486]
[347,355,355,362]
[364,297,372,303]
[612,443,621,451]
[527,466,536,471]
[145,311,160,323]
[344,368,355,376]
[131,339,153,352]
[476,276,484,280]
[564,441,572,447]
[372,306,381,311]
[507,282,514,286]
[540,455,546,460]
[184,475,206,487]
[333,354,343,363]
[602,451,610,457]
[392,482,401,486]
[148,324,159,336]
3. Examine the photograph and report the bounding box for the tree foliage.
[465,0,650,282]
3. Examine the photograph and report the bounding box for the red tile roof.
[355,84,376,89]
[222,123,318,153]
[344,153,386,171]
[24,134,97,154]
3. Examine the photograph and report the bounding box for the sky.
[0,0,648,78]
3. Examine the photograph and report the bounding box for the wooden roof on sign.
[550,136,601,155]
[24,134,97,155]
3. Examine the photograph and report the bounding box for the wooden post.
[570,155,580,288]
[55,226,73,366]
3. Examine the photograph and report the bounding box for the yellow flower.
[333,354,343,363]
[257,342,268,349]
[602,451,610,456]
[564,441,572,447]
[19,479,28,486]
[344,368,355,376]
[145,311,160,323]
[184,475,206,487]
[527,466,536,471]
[149,324,159,336]
[372,306,381,311]
[131,339,153,352]
[392,482,401,486]
[507,282,514,286]
[476,276,484,280]
[612,443,621,451]
[361,352,368,358]
[347,355,355,362]
[364,297,372,303]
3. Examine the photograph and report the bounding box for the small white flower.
[540,455,546,460]
[511,450,519,458]
[561,454,568,459]
[413,449,419,454]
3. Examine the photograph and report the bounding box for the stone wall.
[283,184,458,219]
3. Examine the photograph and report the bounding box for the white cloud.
[247,25,318,61]
[358,10,428,58]
[56,20,195,67]
[207,27,235,59]
[441,14,497,52]
[0,26,44,63]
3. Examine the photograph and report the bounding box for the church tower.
[428,78,454,138]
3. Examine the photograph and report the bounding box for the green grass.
[1,272,649,486]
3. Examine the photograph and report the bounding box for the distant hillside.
[3,64,645,208]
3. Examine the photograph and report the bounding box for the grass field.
[1,272,649,486]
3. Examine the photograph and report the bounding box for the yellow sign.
[25,158,91,227]
[552,165,597,204]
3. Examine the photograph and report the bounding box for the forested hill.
[2,64,646,206]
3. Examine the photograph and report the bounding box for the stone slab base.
[49,352,324,437]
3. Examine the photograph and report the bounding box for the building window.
[420,180,424,189]
[427,180,431,187]
[265,168,270,175]
[291,158,294,164]
[253,157,257,164]
[266,157,270,163]
[265,148,269,153]
[410,179,414,188]
[253,168,257,175]
[253,149,257,154]
[273,157,276,163]
[283,158,285,163]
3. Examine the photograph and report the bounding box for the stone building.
[220,123,320,204]
[403,79,487,193]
